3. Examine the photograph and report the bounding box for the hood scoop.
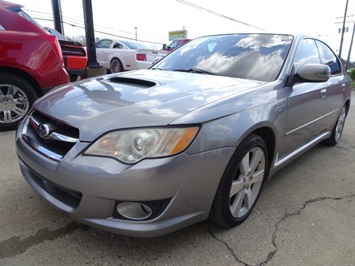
[106,77,157,88]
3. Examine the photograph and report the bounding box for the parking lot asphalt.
[1,91,354,266]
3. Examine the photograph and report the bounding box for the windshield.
[169,40,179,49]
[154,34,293,82]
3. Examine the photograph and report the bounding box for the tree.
[349,68,355,81]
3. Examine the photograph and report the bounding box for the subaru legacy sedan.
[16,33,351,238]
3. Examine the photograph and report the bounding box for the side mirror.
[296,63,331,82]
[162,44,168,50]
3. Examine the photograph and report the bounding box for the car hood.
[34,69,265,140]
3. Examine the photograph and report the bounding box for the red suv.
[0,0,70,130]
[163,38,191,52]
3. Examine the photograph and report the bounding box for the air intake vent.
[107,77,156,88]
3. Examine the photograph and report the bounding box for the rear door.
[315,40,348,130]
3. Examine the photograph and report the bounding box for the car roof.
[0,0,22,10]
[171,38,191,41]
[0,0,47,34]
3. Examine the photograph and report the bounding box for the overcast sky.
[13,0,355,60]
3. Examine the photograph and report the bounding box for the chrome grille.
[22,111,79,161]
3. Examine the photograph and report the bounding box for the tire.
[322,105,347,146]
[0,73,38,131]
[69,74,79,82]
[210,134,268,228]
[110,58,123,73]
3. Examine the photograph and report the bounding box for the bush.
[349,69,355,81]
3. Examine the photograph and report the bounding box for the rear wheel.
[110,58,123,73]
[322,105,347,146]
[210,134,268,228]
[0,74,38,131]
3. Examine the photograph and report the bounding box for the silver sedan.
[16,33,351,237]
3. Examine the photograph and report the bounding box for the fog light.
[116,202,152,220]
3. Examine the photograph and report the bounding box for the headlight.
[84,127,199,164]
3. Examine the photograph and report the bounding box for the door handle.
[320,89,327,98]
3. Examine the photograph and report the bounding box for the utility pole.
[51,0,64,35]
[80,0,106,79]
[339,0,349,59]
[346,20,355,70]
[82,0,100,68]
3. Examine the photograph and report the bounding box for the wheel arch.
[252,126,276,171]
[344,98,351,115]
[232,125,276,180]
[0,67,42,97]
[227,123,277,179]
[110,57,124,71]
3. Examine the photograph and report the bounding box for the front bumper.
[16,121,234,237]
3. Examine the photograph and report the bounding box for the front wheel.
[0,73,38,131]
[210,134,268,228]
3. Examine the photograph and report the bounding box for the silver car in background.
[16,33,351,237]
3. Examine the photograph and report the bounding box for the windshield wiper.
[172,68,215,75]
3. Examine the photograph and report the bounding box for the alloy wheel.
[229,146,266,218]
[0,84,29,124]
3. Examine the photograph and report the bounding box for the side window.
[316,41,341,75]
[95,41,102,48]
[113,42,123,49]
[95,39,112,48]
[293,39,320,73]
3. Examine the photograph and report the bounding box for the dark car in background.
[46,27,87,82]
[16,33,351,237]
[0,0,69,131]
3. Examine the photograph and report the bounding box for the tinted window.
[169,40,178,49]
[316,41,341,75]
[46,28,66,40]
[293,39,320,73]
[113,42,123,49]
[155,34,293,82]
